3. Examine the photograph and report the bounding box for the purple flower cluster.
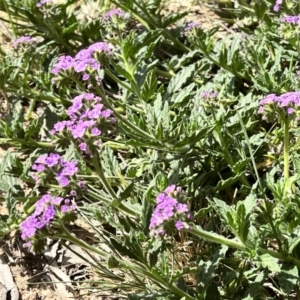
[149,185,191,237]
[102,8,126,22]
[51,42,112,82]
[281,15,300,24]
[36,0,53,7]
[200,91,218,99]
[32,153,79,187]
[51,93,115,155]
[274,0,283,12]
[184,21,202,35]
[20,194,76,246]
[12,36,34,48]
[258,92,300,115]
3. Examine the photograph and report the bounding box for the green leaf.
[119,182,134,200]
[204,281,220,300]
[24,116,43,140]
[110,238,140,261]
[258,254,280,272]
[214,173,244,191]
[243,270,268,300]
[141,70,157,101]
[170,83,196,107]
[278,264,298,295]
[167,63,197,94]
[0,150,13,175]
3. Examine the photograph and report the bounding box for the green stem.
[162,29,191,52]
[105,68,135,93]
[210,108,250,188]
[187,226,300,268]
[197,43,248,81]
[91,154,118,200]
[58,222,109,258]
[58,223,195,300]
[95,86,157,142]
[3,0,16,37]
[5,87,65,104]
[187,226,247,250]
[283,117,290,182]
[0,138,53,148]
[88,156,140,218]
[25,99,36,120]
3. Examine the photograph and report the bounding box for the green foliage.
[1,0,300,299]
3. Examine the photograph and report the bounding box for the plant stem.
[3,0,16,37]
[105,68,135,93]
[187,226,300,268]
[58,223,195,299]
[283,117,290,182]
[95,86,157,142]
[91,154,118,200]
[0,138,53,148]
[187,226,247,250]
[88,157,140,217]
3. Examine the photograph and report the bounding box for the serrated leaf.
[259,254,280,272]
[278,264,298,295]
[0,150,13,175]
[215,173,244,191]
[141,70,157,101]
[24,116,43,140]
[119,182,134,200]
[167,63,197,94]
[170,83,196,106]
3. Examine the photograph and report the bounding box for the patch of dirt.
[163,0,230,38]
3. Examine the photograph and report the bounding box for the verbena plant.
[1,0,300,298]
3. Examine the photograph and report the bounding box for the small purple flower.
[79,142,87,152]
[91,127,101,136]
[35,194,52,215]
[274,0,283,12]
[37,205,55,228]
[12,36,34,48]
[78,181,86,190]
[45,153,61,167]
[61,205,69,213]
[53,121,67,132]
[149,186,192,237]
[70,190,77,196]
[20,194,77,243]
[175,220,184,230]
[101,109,113,118]
[258,91,300,117]
[102,8,126,22]
[36,0,53,8]
[56,175,69,187]
[52,197,63,205]
[60,161,78,176]
[35,154,48,164]
[32,164,45,172]
[20,215,38,240]
[281,15,300,24]
[176,203,189,213]
[165,184,176,194]
[184,21,201,35]
[71,120,87,139]
[82,74,90,81]
[200,91,218,99]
